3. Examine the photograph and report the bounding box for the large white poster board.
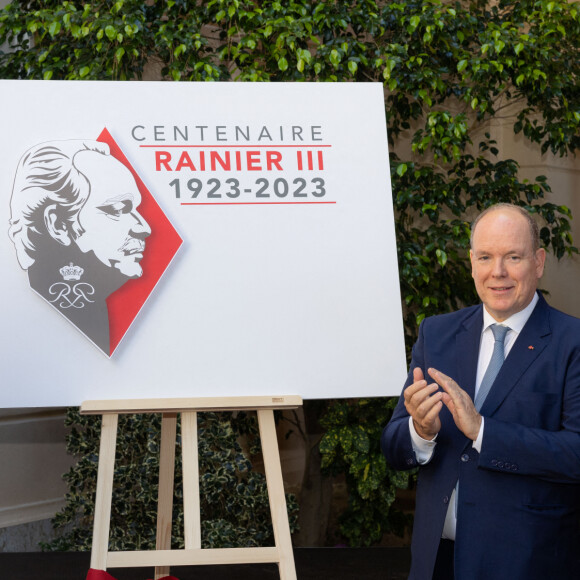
[0,81,406,407]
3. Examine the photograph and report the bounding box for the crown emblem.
[60,262,84,281]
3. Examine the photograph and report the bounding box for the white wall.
[0,409,74,528]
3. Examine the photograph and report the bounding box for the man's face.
[73,151,151,278]
[470,208,545,322]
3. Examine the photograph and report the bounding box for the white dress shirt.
[408,293,539,539]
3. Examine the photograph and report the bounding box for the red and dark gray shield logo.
[8,129,182,356]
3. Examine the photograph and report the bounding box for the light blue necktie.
[452,324,510,521]
[475,324,510,411]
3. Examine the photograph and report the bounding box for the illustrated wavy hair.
[8,140,110,269]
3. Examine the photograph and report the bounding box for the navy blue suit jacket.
[382,293,580,580]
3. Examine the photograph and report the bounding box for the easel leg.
[90,413,118,571]
[181,411,201,549]
[257,410,297,580]
[155,413,177,580]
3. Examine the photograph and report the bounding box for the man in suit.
[382,203,580,579]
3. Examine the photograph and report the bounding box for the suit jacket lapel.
[480,294,552,416]
[456,305,484,402]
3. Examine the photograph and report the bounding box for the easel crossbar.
[107,547,280,568]
[80,395,302,415]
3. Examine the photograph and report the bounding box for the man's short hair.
[470,203,541,252]
[8,140,110,269]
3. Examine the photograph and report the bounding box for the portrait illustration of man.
[8,140,151,355]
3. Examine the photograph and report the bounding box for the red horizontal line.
[140,144,332,148]
[180,201,336,206]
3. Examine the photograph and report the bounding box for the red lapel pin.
[528,345,535,350]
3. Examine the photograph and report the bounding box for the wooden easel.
[80,395,302,580]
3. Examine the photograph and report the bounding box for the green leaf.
[48,20,61,37]
[105,25,117,41]
[436,248,448,267]
[174,44,186,58]
[330,49,341,66]
[409,15,420,31]
[299,49,312,64]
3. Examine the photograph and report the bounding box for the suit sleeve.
[381,319,427,471]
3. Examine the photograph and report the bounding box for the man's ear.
[535,247,546,278]
[44,204,72,246]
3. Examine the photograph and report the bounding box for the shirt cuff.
[472,416,484,453]
[408,416,437,465]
